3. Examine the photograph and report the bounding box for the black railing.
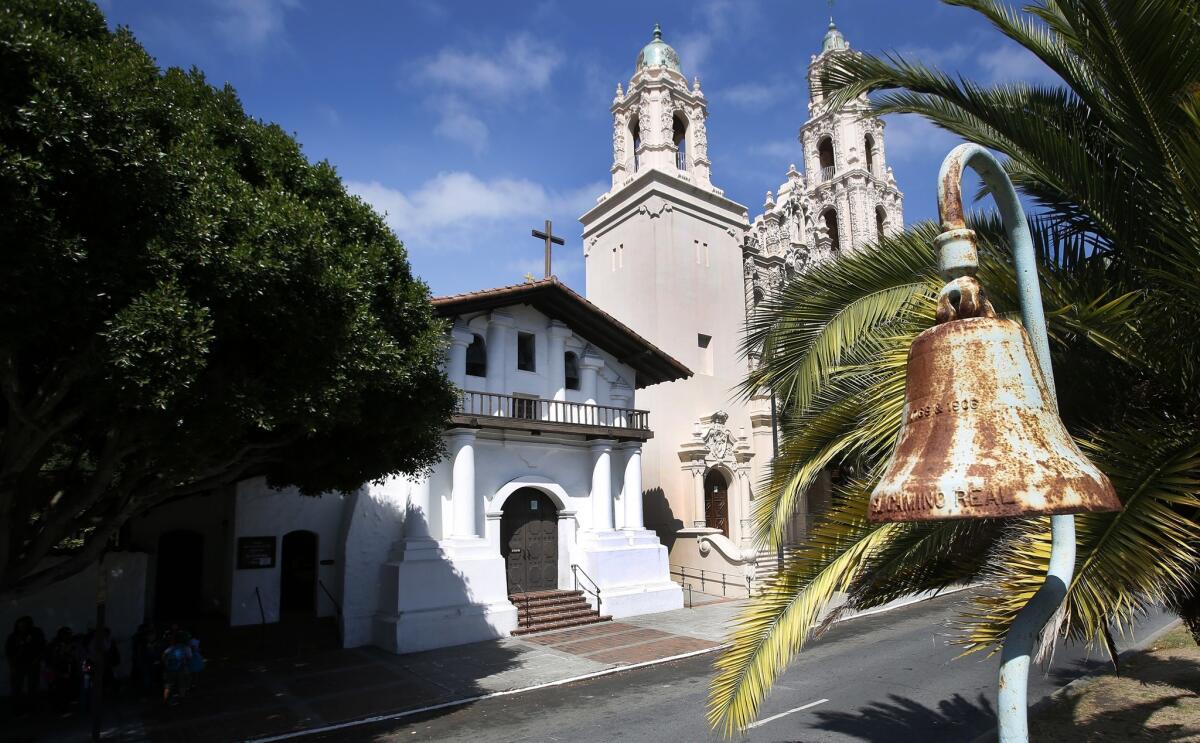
[456,390,650,431]
[571,564,602,615]
[669,564,752,598]
[318,578,343,644]
[821,165,835,181]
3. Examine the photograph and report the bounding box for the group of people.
[5,616,206,716]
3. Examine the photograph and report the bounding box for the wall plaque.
[236,536,277,569]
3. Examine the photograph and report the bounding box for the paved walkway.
[7,598,746,742]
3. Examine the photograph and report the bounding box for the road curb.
[248,587,969,741]
[967,618,1184,743]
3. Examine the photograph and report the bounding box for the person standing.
[5,616,45,716]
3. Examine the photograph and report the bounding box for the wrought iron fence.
[669,563,752,598]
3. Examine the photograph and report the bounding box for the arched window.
[864,133,875,176]
[823,209,840,252]
[465,334,487,377]
[673,112,688,171]
[818,136,835,180]
[630,116,642,171]
[564,351,580,390]
[876,206,888,239]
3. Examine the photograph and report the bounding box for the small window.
[517,332,536,372]
[465,334,487,377]
[564,352,580,390]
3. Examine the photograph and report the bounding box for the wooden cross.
[531,219,564,279]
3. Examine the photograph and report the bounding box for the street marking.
[746,698,829,729]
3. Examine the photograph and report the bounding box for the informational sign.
[236,536,277,569]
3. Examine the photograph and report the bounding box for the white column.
[546,321,571,402]
[590,439,615,531]
[580,354,604,406]
[692,467,707,528]
[404,477,433,540]
[447,326,472,390]
[448,429,477,538]
[485,311,514,415]
[622,443,644,530]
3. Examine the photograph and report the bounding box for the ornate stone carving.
[702,411,736,462]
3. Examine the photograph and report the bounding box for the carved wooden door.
[502,489,558,594]
[704,469,730,537]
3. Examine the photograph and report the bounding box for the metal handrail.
[456,390,650,431]
[570,564,602,615]
[820,165,835,181]
[669,563,752,598]
[317,578,343,644]
[509,580,533,622]
[254,586,266,625]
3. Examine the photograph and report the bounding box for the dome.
[822,20,849,52]
[636,23,682,72]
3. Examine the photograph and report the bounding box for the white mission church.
[4,18,903,665]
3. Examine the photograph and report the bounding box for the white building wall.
[228,479,345,626]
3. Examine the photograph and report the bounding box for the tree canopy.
[0,0,457,597]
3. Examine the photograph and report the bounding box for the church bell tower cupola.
[609,24,713,192]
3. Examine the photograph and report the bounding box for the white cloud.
[978,44,1059,85]
[430,97,489,152]
[720,81,794,108]
[881,114,962,164]
[418,33,561,99]
[749,139,803,160]
[212,0,299,49]
[346,173,603,253]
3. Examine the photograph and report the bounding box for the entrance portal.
[280,530,318,616]
[501,489,559,593]
[155,530,204,622]
[704,469,730,537]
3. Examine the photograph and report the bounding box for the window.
[630,116,641,171]
[823,209,840,252]
[564,352,580,390]
[818,137,835,180]
[673,112,688,171]
[517,332,536,372]
[876,206,887,239]
[697,333,713,375]
[865,134,875,176]
[465,334,487,377]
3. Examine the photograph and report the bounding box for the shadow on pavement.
[810,692,996,743]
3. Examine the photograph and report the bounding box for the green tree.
[708,0,1200,734]
[0,0,457,598]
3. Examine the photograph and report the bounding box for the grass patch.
[1029,623,1199,741]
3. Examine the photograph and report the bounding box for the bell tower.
[799,20,904,252]
[581,25,755,552]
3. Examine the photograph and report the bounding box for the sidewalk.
[7,588,962,742]
[8,597,745,742]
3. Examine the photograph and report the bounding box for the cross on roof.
[531,219,565,279]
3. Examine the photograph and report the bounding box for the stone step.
[511,614,613,636]
[509,590,586,609]
[518,605,597,623]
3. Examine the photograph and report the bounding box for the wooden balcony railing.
[452,390,652,439]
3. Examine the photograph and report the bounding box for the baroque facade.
[582,21,904,589]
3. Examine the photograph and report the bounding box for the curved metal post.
[935,144,1076,743]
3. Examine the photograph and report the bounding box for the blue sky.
[100,0,1056,297]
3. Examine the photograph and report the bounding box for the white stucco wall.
[229,478,345,626]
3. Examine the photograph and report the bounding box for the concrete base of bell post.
[967,618,1184,743]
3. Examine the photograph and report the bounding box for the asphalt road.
[309,592,1174,743]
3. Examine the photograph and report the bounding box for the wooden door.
[704,469,730,537]
[501,489,558,593]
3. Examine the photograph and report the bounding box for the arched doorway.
[704,469,730,537]
[155,530,204,622]
[280,530,318,616]
[501,489,558,594]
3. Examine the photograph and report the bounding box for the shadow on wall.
[642,487,682,550]
[139,502,525,742]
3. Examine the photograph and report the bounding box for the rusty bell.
[869,276,1122,522]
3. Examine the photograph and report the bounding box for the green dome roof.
[822,20,849,52]
[636,23,681,72]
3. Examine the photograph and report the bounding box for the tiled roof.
[433,277,691,388]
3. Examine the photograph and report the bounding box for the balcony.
[451,391,653,441]
[820,165,835,182]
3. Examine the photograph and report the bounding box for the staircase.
[509,590,612,635]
